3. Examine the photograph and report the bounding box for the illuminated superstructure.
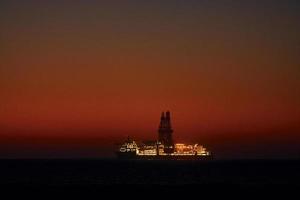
[116,111,212,160]
[119,137,139,153]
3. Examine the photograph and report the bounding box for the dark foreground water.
[0,159,299,187]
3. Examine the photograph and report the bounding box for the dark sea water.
[0,159,299,187]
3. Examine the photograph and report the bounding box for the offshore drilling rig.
[116,111,212,160]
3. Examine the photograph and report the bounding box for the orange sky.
[1,1,300,158]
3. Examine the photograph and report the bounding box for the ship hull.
[116,152,213,161]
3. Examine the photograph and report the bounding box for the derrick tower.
[158,111,174,153]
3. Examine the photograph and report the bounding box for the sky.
[0,0,300,159]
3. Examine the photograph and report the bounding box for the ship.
[116,111,213,160]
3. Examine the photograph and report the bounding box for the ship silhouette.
[116,111,213,160]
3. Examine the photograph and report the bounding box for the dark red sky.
[1,0,300,159]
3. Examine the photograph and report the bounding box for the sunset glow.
[1,0,300,159]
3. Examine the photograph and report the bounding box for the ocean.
[0,159,299,186]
